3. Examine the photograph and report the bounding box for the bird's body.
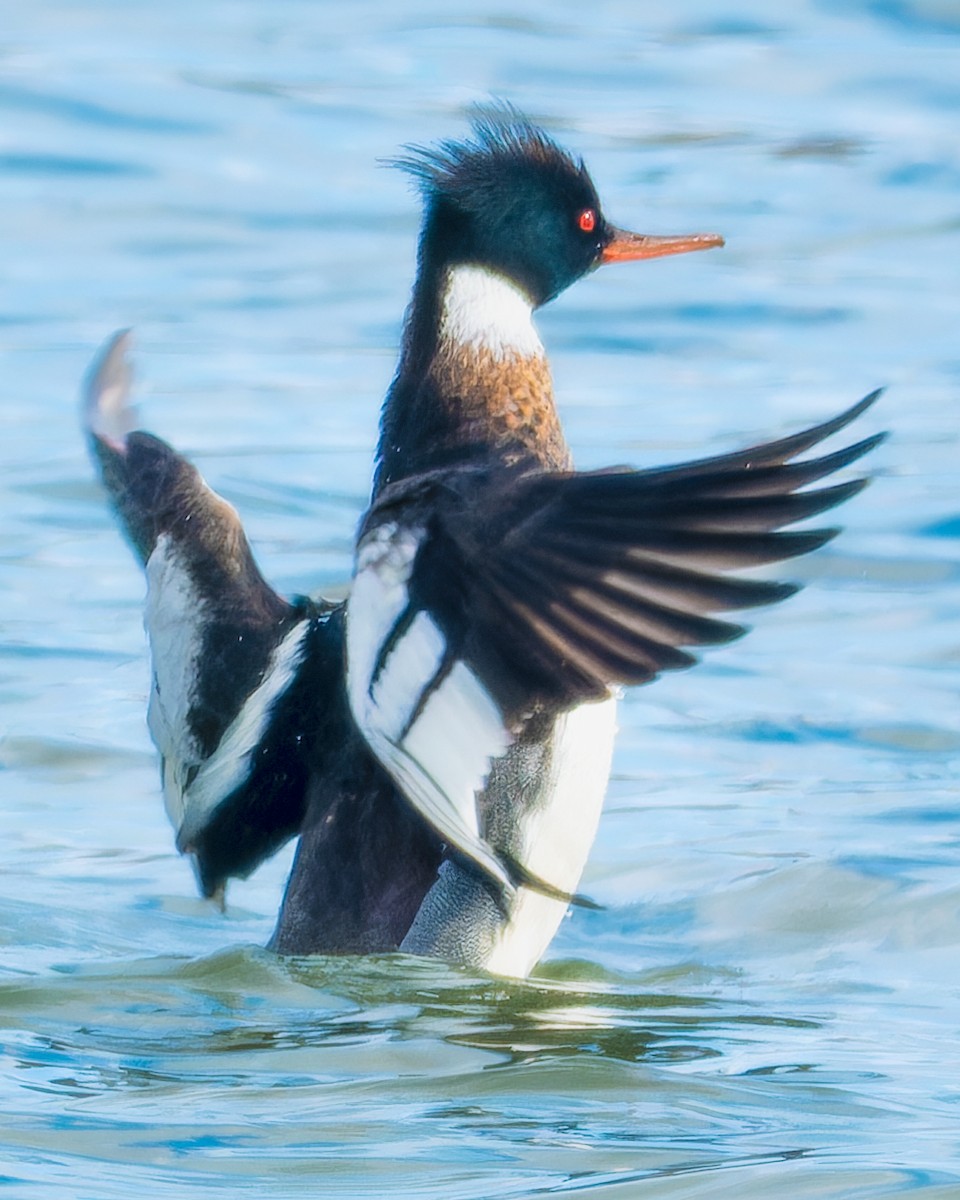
[84,108,883,976]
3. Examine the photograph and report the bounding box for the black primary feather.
[366,391,886,728]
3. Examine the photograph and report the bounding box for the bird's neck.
[374,263,571,494]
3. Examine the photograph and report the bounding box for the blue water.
[1,1,959,1196]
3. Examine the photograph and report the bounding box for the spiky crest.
[391,104,592,213]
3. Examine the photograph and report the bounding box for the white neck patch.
[439,265,544,360]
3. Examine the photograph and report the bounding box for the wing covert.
[84,331,320,897]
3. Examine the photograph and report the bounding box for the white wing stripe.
[177,618,312,849]
[402,660,510,842]
[144,533,205,830]
[370,610,446,741]
[347,522,421,724]
[347,522,516,892]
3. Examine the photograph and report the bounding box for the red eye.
[578,208,596,233]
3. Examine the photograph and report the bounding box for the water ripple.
[0,152,152,178]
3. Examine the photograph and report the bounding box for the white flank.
[485,695,618,978]
[347,521,514,891]
[144,533,205,832]
[440,264,544,360]
[176,618,312,850]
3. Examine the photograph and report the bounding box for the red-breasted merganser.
[84,107,883,977]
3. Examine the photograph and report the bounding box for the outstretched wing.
[84,331,332,899]
[347,392,885,893]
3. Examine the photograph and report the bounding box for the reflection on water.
[1,0,959,1196]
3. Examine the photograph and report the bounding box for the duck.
[83,106,883,978]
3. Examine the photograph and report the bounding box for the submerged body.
[84,110,883,976]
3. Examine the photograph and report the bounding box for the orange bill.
[601,228,725,263]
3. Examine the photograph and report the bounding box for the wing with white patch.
[346,521,513,892]
[84,331,324,896]
[348,392,884,893]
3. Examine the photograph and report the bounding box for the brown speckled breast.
[429,340,572,472]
